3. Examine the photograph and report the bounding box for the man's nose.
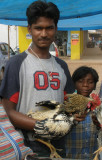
[41,29,47,37]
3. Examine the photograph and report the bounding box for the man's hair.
[72,66,99,85]
[26,1,60,26]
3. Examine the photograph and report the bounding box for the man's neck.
[29,45,50,59]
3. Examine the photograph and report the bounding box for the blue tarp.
[0,20,27,27]
[0,0,102,20]
[58,14,102,31]
[0,0,102,30]
[1,14,102,31]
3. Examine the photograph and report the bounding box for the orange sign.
[71,39,79,45]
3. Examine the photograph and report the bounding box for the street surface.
[60,46,102,93]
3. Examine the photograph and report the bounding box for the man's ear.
[54,26,57,40]
[28,25,31,35]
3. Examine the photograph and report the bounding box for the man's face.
[28,17,57,49]
[75,74,95,97]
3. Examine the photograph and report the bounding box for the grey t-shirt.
[0,50,74,112]
[0,50,75,141]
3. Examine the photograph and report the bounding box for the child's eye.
[88,81,94,84]
[78,80,83,83]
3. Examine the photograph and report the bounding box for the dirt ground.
[60,46,102,93]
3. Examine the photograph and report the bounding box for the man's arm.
[2,98,36,131]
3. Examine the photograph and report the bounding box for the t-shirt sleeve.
[0,52,27,103]
[63,62,75,94]
[55,57,75,94]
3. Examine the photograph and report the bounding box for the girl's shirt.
[66,113,98,159]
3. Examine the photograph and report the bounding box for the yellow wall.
[18,26,32,53]
[80,31,83,55]
[71,31,81,60]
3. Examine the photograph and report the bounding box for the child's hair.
[26,1,60,26]
[72,66,99,86]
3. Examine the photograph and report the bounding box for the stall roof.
[0,14,102,31]
[58,14,102,31]
[0,0,102,30]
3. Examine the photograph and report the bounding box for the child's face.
[75,73,96,97]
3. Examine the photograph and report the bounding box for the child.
[66,66,100,159]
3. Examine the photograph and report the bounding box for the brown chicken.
[64,93,93,114]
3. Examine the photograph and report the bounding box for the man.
[62,39,67,56]
[0,1,84,158]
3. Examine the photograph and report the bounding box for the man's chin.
[38,44,51,49]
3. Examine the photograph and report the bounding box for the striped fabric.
[0,105,33,160]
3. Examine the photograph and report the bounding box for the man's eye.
[50,26,54,29]
[37,28,42,30]
[35,27,42,30]
[47,26,54,30]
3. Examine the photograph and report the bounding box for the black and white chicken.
[27,93,101,158]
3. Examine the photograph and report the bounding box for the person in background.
[62,39,67,56]
[66,66,100,159]
[0,1,75,158]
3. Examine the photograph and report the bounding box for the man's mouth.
[39,38,50,41]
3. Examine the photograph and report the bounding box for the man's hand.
[34,119,48,138]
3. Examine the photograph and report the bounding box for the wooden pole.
[8,25,10,59]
